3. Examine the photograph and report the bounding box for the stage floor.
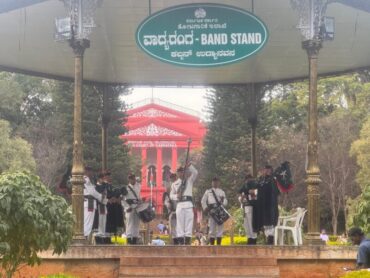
[11,245,357,278]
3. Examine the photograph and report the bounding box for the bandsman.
[255,165,280,245]
[122,174,141,245]
[83,166,107,238]
[171,164,198,245]
[168,173,179,244]
[201,177,228,245]
[238,174,258,245]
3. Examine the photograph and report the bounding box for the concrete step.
[119,266,279,276]
[120,256,277,267]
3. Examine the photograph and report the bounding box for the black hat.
[212,177,220,182]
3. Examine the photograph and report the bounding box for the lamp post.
[69,38,89,242]
[56,0,101,242]
[291,0,332,245]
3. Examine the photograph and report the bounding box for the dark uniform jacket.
[255,175,280,230]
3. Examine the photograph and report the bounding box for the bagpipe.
[273,161,294,193]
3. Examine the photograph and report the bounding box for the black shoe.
[173,238,179,245]
[127,237,133,245]
[132,237,138,245]
[185,237,192,245]
[209,237,215,245]
[267,236,274,245]
[248,238,257,245]
[177,237,185,245]
[216,237,222,245]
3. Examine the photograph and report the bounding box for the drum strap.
[127,185,140,204]
[211,189,221,207]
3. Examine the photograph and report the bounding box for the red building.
[121,99,207,213]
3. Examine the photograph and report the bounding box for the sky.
[122,87,210,120]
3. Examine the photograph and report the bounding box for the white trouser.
[176,206,194,238]
[264,225,274,237]
[125,210,140,238]
[208,217,224,238]
[84,207,95,237]
[98,212,107,235]
[169,212,177,238]
[244,206,257,239]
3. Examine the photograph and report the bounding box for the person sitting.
[157,221,165,234]
[348,227,370,269]
[320,229,329,242]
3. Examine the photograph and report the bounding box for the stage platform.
[11,245,357,278]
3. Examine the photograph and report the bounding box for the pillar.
[171,147,178,172]
[69,38,90,242]
[302,39,323,245]
[156,148,163,187]
[141,147,147,187]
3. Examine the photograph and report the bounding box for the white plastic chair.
[274,207,307,246]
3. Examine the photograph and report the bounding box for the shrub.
[221,236,247,245]
[341,270,370,278]
[326,240,351,246]
[111,236,127,245]
[0,172,73,278]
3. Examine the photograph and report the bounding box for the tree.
[319,112,359,234]
[51,82,133,185]
[202,86,260,205]
[0,120,36,174]
[0,171,73,278]
[349,116,370,234]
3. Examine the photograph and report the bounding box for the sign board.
[136,3,269,67]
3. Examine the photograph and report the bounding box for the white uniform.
[171,165,198,239]
[168,182,178,239]
[84,176,105,237]
[96,183,107,235]
[122,182,141,239]
[201,188,228,238]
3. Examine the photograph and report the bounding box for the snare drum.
[209,205,230,225]
[136,202,156,223]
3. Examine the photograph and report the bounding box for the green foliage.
[341,270,370,278]
[349,116,370,234]
[0,172,73,277]
[230,207,245,235]
[202,86,257,205]
[51,83,134,185]
[0,120,36,174]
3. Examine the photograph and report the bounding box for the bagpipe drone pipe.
[273,161,294,193]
